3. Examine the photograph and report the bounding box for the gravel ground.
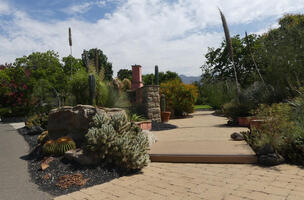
[18,128,134,197]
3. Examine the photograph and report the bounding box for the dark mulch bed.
[18,128,135,197]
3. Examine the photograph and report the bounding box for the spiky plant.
[219,8,240,94]
[55,136,76,156]
[42,140,57,155]
[85,112,149,170]
[37,131,49,144]
[155,65,159,85]
[122,78,131,90]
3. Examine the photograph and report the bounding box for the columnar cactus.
[160,94,166,112]
[88,74,96,105]
[154,65,159,85]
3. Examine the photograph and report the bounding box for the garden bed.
[18,129,135,197]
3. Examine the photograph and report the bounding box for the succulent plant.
[37,131,49,144]
[42,140,57,155]
[88,74,96,105]
[154,65,159,85]
[55,136,76,156]
[160,94,166,112]
[85,112,149,170]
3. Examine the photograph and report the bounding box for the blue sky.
[0,0,304,76]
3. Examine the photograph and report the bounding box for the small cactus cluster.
[37,131,49,144]
[42,136,76,156]
[85,112,149,170]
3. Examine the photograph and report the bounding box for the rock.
[64,149,99,166]
[258,153,285,166]
[48,105,127,143]
[18,126,44,135]
[142,130,157,147]
[257,144,275,155]
[230,132,244,141]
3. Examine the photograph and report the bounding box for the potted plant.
[129,114,152,130]
[160,94,171,122]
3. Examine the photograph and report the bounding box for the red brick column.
[131,65,143,90]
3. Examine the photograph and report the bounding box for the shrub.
[160,79,198,117]
[25,112,48,129]
[222,101,250,122]
[85,112,149,170]
[122,78,131,91]
[200,81,236,109]
[247,102,304,165]
[223,82,275,122]
[68,69,90,104]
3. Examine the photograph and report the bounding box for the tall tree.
[117,69,132,81]
[81,48,113,81]
[142,71,181,85]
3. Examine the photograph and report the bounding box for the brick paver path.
[55,162,304,200]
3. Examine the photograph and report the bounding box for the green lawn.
[194,105,213,110]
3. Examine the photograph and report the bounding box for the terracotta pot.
[250,119,264,131]
[238,117,251,127]
[135,121,152,131]
[161,111,171,122]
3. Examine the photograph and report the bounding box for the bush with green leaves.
[160,79,198,117]
[200,81,236,109]
[84,112,149,170]
[246,99,304,165]
[223,82,274,122]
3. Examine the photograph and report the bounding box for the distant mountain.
[179,75,201,84]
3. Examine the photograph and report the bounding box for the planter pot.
[238,117,252,127]
[161,111,171,123]
[250,119,264,131]
[135,121,152,131]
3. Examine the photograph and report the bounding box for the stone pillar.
[143,85,161,122]
[131,65,143,90]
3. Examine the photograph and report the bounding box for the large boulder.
[48,105,127,143]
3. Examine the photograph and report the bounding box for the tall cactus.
[88,74,96,105]
[160,94,166,112]
[154,65,159,85]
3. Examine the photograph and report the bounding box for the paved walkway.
[0,123,52,200]
[150,111,256,163]
[55,111,304,200]
[56,163,304,200]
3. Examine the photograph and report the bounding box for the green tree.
[143,71,181,85]
[81,48,113,81]
[14,51,68,108]
[202,34,263,88]
[117,69,132,80]
[62,55,84,75]
[258,14,304,99]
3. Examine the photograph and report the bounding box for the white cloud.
[0,0,10,15]
[1,0,304,76]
